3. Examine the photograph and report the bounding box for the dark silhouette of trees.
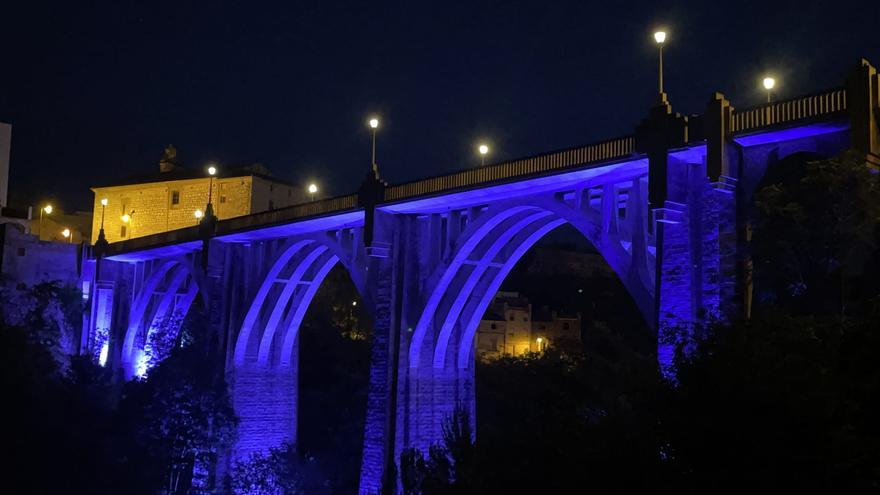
[661,150,880,490]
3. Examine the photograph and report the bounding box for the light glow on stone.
[99,342,109,367]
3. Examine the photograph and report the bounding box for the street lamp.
[368,117,379,168]
[205,164,218,220]
[762,76,776,103]
[478,143,489,166]
[39,204,53,241]
[194,209,203,224]
[62,228,71,243]
[653,30,667,95]
[308,183,318,202]
[536,337,544,352]
[121,210,134,239]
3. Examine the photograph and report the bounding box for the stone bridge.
[83,59,879,492]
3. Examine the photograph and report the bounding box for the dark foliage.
[2,295,236,494]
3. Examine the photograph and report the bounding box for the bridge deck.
[104,86,850,262]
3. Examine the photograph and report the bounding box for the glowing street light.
[62,228,71,243]
[478,143,489,166]
[653,30,667,95]
[308,183,318,202]
[121,210,134,239]
[536,337,544,351]
[368,116,380,168]
[352,300,358,307]
[205,164,218,219]
[39,203,53,241]
[99,198,108,229]
[194,209,203,224]
[762,76,776,103]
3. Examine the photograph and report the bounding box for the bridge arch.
[408,181,654,371]
[228,230,368,462]
[232,233,368,369]
[120,256,204,379]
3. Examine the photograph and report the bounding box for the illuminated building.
[90,145,307,243]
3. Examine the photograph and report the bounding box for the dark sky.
[1,0,877,211]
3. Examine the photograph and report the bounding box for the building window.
[121,226,127,238]
[288,189,292,197]
[268,200,275,210]
[490,323,497,330]
[523,317,528,322]
[220,196,227,203]
[509,315,514,321]
[171,190,180,205]
[562,322,570,330]
[270,184,274,192]
[16,247,25,256]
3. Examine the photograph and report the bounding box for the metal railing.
[217,194,359,234]
[731,88,847,133]
[385,135,635,201]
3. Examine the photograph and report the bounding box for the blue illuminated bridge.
[84,59,879,493]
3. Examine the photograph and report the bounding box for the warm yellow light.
[308,183,318,194]
[352,300,358,306]
[207,165,217,176]
[369,117,379,129]
[762,77,776,90]
[194,209,203,219]
[100,198,108,206]
[121,214,131,223]
[43,204,53,214]
[536,337,544,344]
[478,144,489,155]
[654,31,667,44]
[62,228,70,238]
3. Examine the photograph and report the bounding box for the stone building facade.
[90,151,308,244]
[475,291,581,360]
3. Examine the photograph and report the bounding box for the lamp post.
[536,336,544,352]
[369,117,379,169]
[762,76,776,103]
[39,204,53,241]
[94,198,110,281]
[62,228,71,243]
[204,164,218,222]
[653,30,667,95]
[478,143,489,166]
[99,198,108,230]
[308,183,318,202]
[194,209,203,225]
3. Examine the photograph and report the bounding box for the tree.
[661,151,880,490]
[115,307,237,494]
[229,442,325,494]
[751,150,880,316]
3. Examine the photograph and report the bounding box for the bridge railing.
[730,88,847,134]
[216,194,359,234]
[385,135,636,202]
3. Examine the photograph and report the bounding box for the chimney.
[159,144,182,173]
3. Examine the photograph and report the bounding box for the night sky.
[1,0,877,211]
